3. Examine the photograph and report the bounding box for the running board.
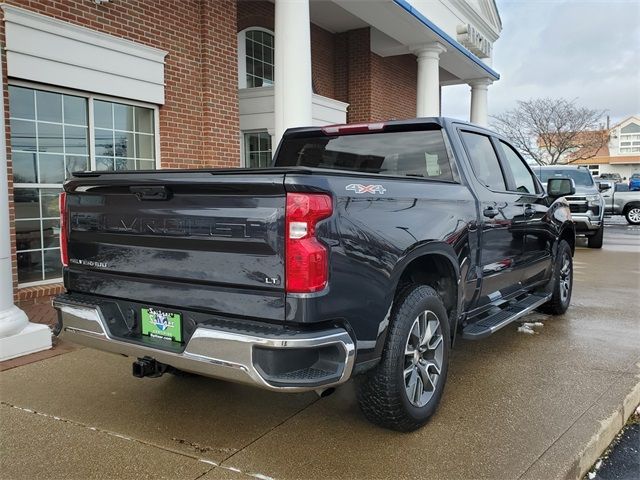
[462,293,551,340]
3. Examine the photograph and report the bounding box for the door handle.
[483,206,499,218]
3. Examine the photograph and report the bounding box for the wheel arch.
[623,201,640,214]
[559,221,576,255]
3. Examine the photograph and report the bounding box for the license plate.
[141,307,182,343]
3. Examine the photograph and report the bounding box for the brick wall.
[371,53,417,121]
[2,0,239,301]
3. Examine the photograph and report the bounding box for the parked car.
[629,173,640,191]
[533,165,605,248]
[53,118,576,432]
[597,179,640,224]
[595,172,623,183]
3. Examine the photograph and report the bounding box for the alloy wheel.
[628,208,640,224]
[559,252,572,303]
[403,310,444,407]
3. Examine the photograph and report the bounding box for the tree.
[491,98,609,165]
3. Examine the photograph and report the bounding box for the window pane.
[65,155,90,178]
[43,248,62,280]
[64,95,88,126]
[41,189,61,218]
[115,158,136,170]
[14,188,40,220]
[36,90,63,123]
[460,132,506,191]
[38,154,65,184]
[17,251,43,284]
[499,141,537,194]
[10,119,37,151]
[42,219,60,248]
[95,129,114,156]
[135,107,154,134]
[135,134,154,159]
[244,30,274,89]
[9,86,35,120]
[65,126,88,154]
[114,103,134,131]
[114,131,134,157]
[13,152,38,183]
[137,159,155,170]
[96,156,114,170]
[94,100,113,129]
[37,122,64,153]
[15,220,42,251]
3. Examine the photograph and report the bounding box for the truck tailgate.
[64,171,286,321]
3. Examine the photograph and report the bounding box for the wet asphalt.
[0,218,638,480]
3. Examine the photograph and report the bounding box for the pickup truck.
[533,165,605,248]
[53,118,576,432]
[596,180,640,224]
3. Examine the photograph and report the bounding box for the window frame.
[237,27,275,89]
[9,80,161,287]
[241,129,273,168]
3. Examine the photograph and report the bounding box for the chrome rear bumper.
[53,296,355,392]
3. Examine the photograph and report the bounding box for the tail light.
[59,192,68,267]
[285,193,333,293]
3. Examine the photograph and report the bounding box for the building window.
[619,122,640,153]
[9,84,158,286]
[238,28,274,88]
[244,132,272,168]
[588,164,600,177]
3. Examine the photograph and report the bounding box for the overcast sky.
[441,0,640,126]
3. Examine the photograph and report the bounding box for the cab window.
[460,131,507,191]
[497,141,538,194]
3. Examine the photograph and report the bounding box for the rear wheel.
[587,225,604,248]
[625,207,640,225]
[539,240,573,315]
[356,285,450,432]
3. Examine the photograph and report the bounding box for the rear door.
[458,130,527,305]
[65,170,287,321]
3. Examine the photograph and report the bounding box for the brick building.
[0,0,501,353]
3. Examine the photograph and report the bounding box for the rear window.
[276,130,455,181]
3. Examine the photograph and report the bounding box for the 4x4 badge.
[346,184,386,194]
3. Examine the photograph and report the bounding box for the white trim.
[2,4,167,104]
[1,4,167,62]
[16,278,63,289]
[237,27,275,89]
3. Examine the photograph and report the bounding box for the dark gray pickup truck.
[54,118,576,431]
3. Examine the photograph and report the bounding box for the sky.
[441,0,640,126]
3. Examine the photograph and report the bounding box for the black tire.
[539,240,573,315]
[356,285,450,432]
[587,225,604,248]
[625,206,640,225]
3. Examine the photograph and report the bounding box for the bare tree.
[491,98,609,165]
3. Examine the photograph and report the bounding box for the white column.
[469,79,492,126]
[413,42,446,117]
[274,0,313,149]
[0,55,51,361]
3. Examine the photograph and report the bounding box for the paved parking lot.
[1,222,639,480]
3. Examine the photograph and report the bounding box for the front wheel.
[356,285,450,432]
[625,207,640,225]
[539,240,573,315]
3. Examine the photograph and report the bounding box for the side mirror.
[598,183,611,192]
[547,178,576,198]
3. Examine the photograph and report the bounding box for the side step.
[462,293,551,340]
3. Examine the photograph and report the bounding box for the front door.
[459,130,526,307]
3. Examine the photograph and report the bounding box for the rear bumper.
[53,295,355,392]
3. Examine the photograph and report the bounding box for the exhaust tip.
[315,387,336,398]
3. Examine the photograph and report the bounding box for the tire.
[625,206,640,225]
[587,225,604,248]
[539,240,573,315]
[356,285,450,432]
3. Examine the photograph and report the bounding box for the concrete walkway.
[1,225,639,480]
